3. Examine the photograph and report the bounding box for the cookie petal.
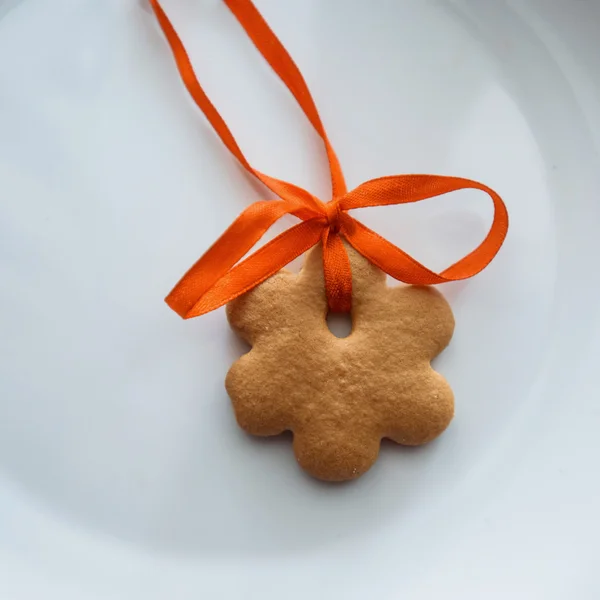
[292,423,381,482]
[383,367,454,445]
[227,271,296,344]
[225,351,296,436]
[370,286,455,360]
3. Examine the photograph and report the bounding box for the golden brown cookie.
[226,243,455,482]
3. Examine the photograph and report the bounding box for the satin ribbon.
[149,0,509,319]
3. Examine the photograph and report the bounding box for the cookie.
[225,243,455,482]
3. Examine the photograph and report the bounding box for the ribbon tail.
[166,200,305,317]
[148,0,327,214]
[182,219,324,318]
[322,229,352,313]
[224,0,347,197]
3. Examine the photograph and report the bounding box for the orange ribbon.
[150,0,509,319]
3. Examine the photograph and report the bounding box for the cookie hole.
[326,312,352,338]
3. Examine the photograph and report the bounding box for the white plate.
[1,1,599,598]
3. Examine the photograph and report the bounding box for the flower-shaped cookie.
[226,244,455,481]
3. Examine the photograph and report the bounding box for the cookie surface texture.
[226,244,455,482]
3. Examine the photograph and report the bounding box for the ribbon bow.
[150,0,509,319]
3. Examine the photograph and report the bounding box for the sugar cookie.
[226,244,455,481]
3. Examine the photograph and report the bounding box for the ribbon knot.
[150,0,509,320]
[324,200,342,234]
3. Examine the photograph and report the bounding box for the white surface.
[1,0,599,598]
